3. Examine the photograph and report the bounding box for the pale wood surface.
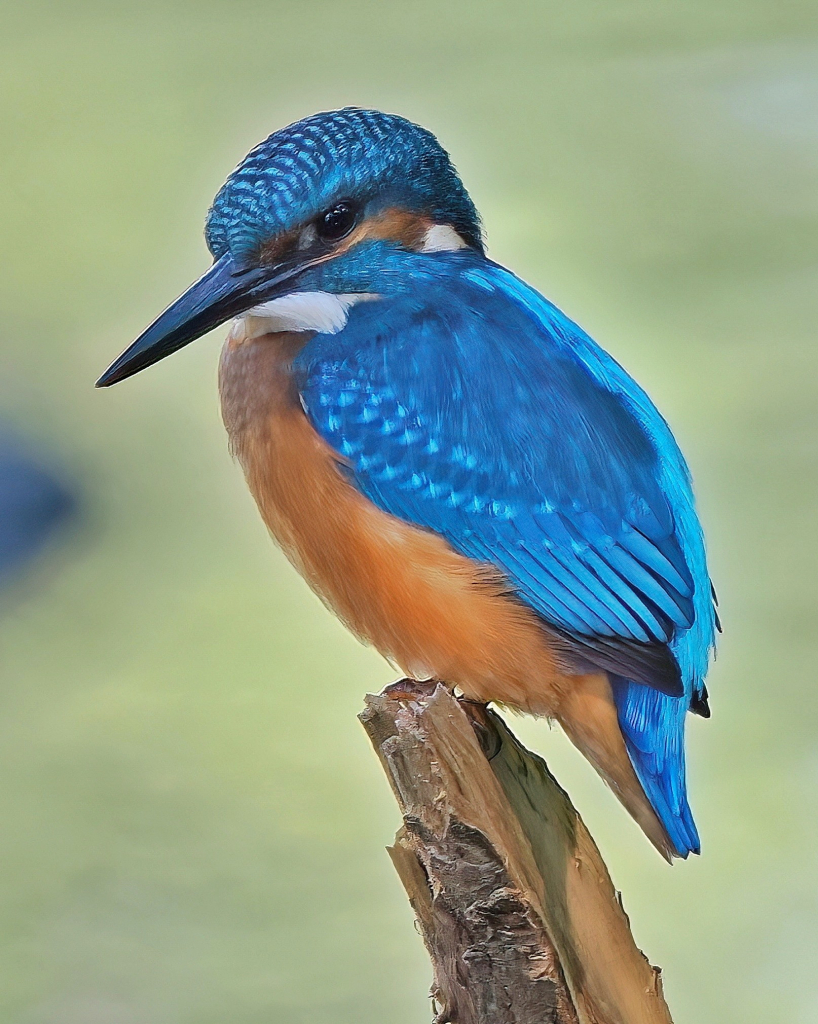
[360,682,674,1024]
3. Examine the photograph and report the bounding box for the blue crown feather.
[205,108,483,261]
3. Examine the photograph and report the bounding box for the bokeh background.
[1,1,817,1021]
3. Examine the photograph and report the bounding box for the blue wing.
[296,257,714,684]
[296,253,716,855]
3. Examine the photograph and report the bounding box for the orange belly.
[218,329,573,715]
[218,328,675,857]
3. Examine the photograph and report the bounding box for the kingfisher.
[97,108,717,860]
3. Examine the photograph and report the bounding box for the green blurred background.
[0,1,816,1020]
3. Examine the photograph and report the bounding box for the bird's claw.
[381,678,441,701]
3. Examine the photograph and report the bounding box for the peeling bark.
[360,683,673,1024]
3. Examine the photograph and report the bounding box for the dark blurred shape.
[0,428,76,585]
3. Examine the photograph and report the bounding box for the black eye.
[316,201,357,242]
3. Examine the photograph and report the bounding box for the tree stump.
[360,682,673,1024]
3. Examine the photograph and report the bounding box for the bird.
[97,107,717,860]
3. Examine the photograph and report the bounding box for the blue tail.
[612,678,700,858]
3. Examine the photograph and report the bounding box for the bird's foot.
[457,698,503,761]
[380,677,441,702]
[380,681,502,760]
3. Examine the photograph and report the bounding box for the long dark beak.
[96,252,311,387]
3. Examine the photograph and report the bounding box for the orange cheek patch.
[346,208,432,250]
[244,207,440,270]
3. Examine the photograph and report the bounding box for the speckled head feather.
[205,108,483,261]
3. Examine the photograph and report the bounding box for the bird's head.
[97,108,482,386]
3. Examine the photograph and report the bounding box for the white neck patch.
[230,291,376,342]
[421,224,469,252]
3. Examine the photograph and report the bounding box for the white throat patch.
[230,291,376,343]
